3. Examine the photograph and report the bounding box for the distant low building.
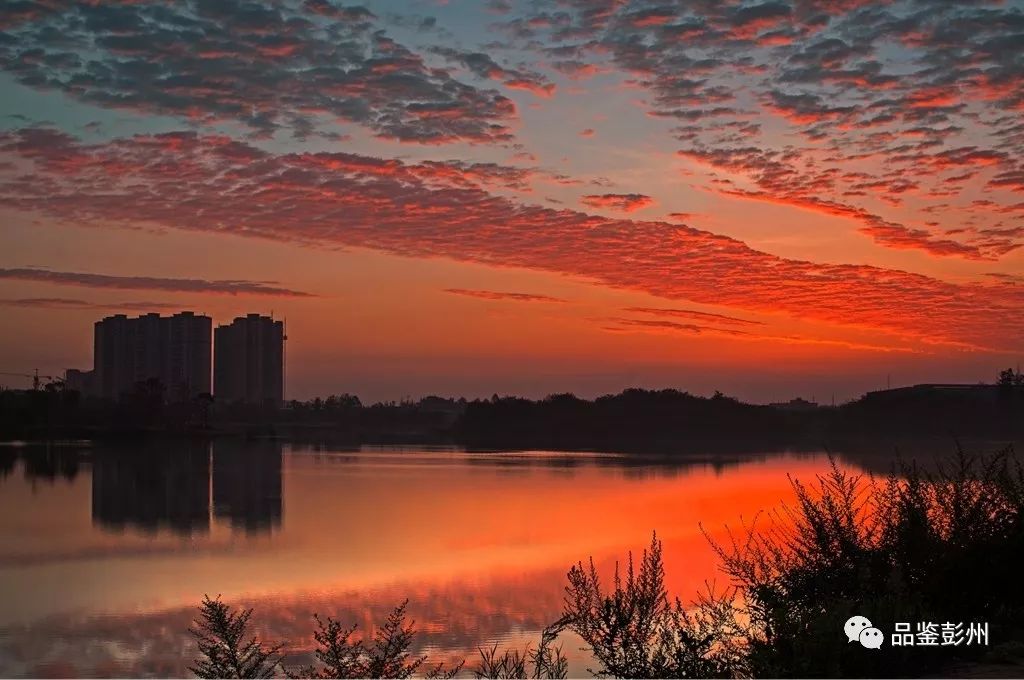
[769,397,820,412]
[214,314,285,406]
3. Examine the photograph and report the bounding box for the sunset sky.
[1,0,1022,403]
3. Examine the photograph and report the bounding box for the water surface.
[0,438,971,677]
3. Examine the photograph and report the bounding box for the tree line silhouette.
[2,369,1022,442]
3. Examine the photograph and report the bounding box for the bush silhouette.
[708,446,1024,677]
[546,533,746,678]
[288,600,461,679]
[190,595,283,679]
[473,627,568,679]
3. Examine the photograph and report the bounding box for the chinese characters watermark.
[891,622,988,647]
[844,616,989,649]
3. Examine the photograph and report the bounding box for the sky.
[0,0,1022,403]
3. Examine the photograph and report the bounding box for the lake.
[0,438,997,677]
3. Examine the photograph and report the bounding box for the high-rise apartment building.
[93,312,211,400]
[214,314,285,406]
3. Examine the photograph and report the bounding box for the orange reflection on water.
[0,445,845,677]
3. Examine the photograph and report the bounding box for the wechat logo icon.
[845,615,883,649]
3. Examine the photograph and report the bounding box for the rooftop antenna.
[887,373,891,390]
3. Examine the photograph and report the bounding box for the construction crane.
[0,369,58,390]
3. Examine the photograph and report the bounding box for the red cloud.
[623,307,763,327]
[0,266,313,297]
[666,212,699,223]
[715,187,993,260]
[678,143,1022,260]
[504,79,556,97]
[907,88,961,109]
[443,289,567,303]
[0,298,183,311]
[1,128,1022,353]
[580,193,655,212]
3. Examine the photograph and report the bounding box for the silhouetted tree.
[190,597,462,679]
[189,595,282,679]
[997,367,1024,403]
[997,368,1023,387]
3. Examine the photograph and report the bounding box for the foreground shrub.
[290,600,461,679]
[546,533,745,678]
[190,595,283,679]
[191,597,460,679]
[710,446,1024,677]
[473,627,568,679]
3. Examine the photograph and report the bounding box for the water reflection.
[15,444,82,483]
[0,448,15,479]
[93,443,212,535]
[0,438,1018,678]
[0,565,569,678]
[212,439,283,534]
[4,439,284,538]
[89,440,283,537]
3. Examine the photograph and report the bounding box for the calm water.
[0,438,986,677]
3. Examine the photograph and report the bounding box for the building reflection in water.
[91,442,212,535]
[90,439,283,536]
[0,447,14,479]
[212,438,283,534]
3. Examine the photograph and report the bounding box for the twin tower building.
[67,312,285,406]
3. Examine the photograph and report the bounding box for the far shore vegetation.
[1,368,1022,444]
[189,445,1024,679]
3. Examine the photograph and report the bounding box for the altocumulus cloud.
[4,0,1023,259]
[581,193,656,212]
[492,0,1024,259]
[0,0,516,143]
[0,127,1022,353]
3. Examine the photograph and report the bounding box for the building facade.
[214,314,285,406]
[93,312,212,401]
